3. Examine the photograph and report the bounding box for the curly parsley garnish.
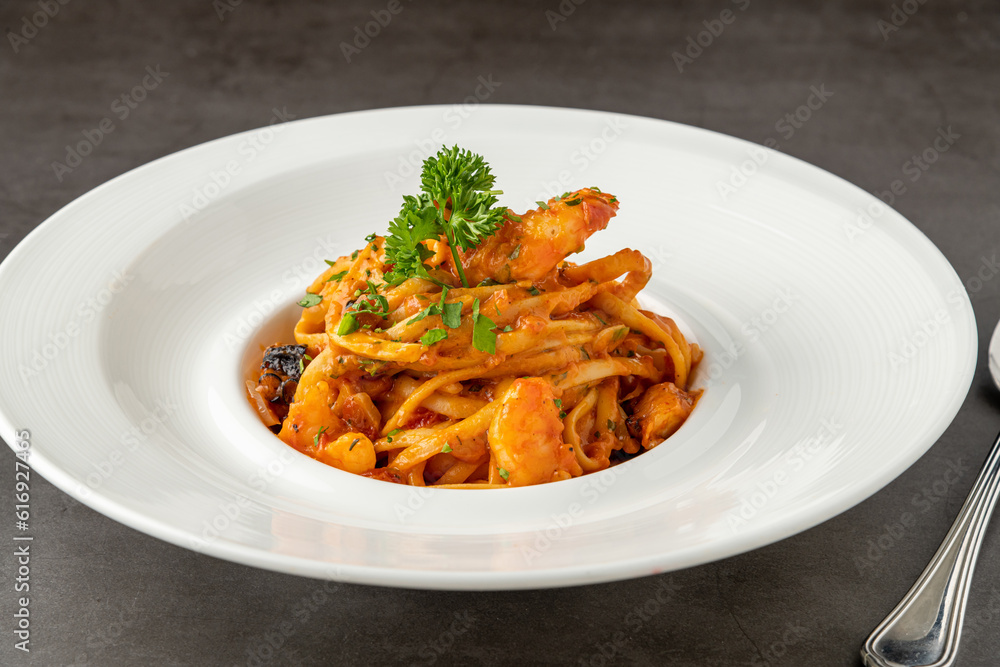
[384,146,509,288]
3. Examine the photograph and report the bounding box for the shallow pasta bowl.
[0,105,977,590]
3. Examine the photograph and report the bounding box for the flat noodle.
[256,186,702,488]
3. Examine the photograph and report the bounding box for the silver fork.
[861,320,1000,667]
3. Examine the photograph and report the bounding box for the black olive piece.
[261,344,308,380]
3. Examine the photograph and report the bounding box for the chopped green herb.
[326,270,348,282]
[478,278,499,287]
[351,249,359,260]
[564,198,582,206]
[607,419,615,432]
[559,411,567,419]
[502,325,513,332]
[297,293,322,308]
[386,428,402,443]
[508,245,521,260]
[349,438,360,451]
[536,200,550,210]
[411,304,436,323]
[441,443,453,454]
[298,358,305,374]
[498,467,510,481]
[594,313,607,325]
[336,313,360,336]
[345,281,390,320]
[420,328,448,346]
[365,232,377,242]
[471,298,498,354]
[527,286,541,296]
[554,399,562,408]
[313,426,328,446]
[612,327,628,342]
[441,300,463,329]
[580,347,590,360]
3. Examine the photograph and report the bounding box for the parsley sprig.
[384,146,509,288]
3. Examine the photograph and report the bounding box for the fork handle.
[861,430,1000,667]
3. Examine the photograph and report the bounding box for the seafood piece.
[627,382,695,448]
[316,433,376,474]
[459,188,619,285]
[488,378,580,486]
[278,380,346,455]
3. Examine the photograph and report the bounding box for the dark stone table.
[2,0,998,665]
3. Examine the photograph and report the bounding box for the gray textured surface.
[2,0,999,665]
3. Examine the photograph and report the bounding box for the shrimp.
[488,378,581,486]
[278,379,346,455]
[316,433,376,474]
[626,382,695,448]
[459,188,619,285]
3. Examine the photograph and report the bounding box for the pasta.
[248,149,701,488]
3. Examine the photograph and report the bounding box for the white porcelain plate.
[0,106,977,589]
